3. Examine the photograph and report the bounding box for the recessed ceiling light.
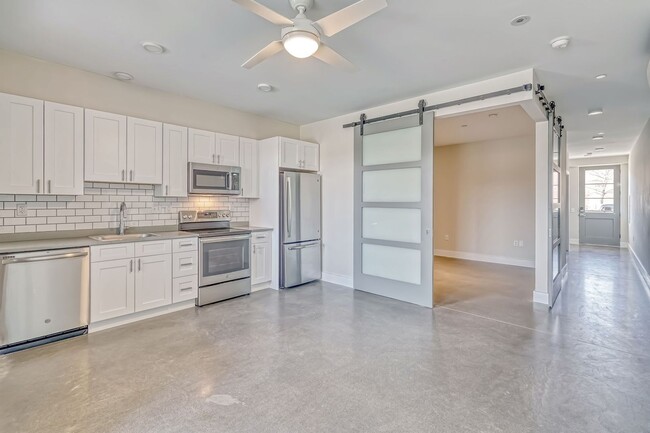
[588,108,604,116]
[550,36,571,49]
[257,83,273,92]
[585,152,593,156]
[510,15,531,26]
[595,147,605,151]
[113,72,134,81]
[595,74,607,80]
[592,135,605,141]
[488,113,499,118]
[141,41,166,54]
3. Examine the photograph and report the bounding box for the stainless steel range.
[179,210,251,306]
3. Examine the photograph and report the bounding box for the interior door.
[579,166,620,246]
[354,112,434,308]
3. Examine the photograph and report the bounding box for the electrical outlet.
[513,240,518,247]
[444,234,450,241]
[16,204,27,217]
[519,240,524,247]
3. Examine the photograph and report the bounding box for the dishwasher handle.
[1,251,88,265]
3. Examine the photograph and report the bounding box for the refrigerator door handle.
[287,176,292,239]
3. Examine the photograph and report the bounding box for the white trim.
[570,238,579,245]
[533,290,550,305]
[89,300,195,333]
[252,282,271,292]
[629,246,650,292]
[322,272,353,288]
[434,249,535,268]
[621,242,629,249]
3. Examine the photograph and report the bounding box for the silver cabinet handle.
[2,251,88,265]
[36,179,41,193]
[286,176,292,238]
[122,170,125,181]
[130,170,133,181]
[130,259,133,273]
[212,154,216,163]
[179,243,194,247]
[48,180,51,194]
[218,155,221,164]
[165,185,169,196]
[253,245,256,253]
[179,285,193,292]
[138,258,141,271]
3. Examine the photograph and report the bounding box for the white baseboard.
[252,282,271,292]
[89,300,195,333]
[629,246,650,292]
[621,242,629,249]
[322,272,353,288]
[434,249,535,268]
[533,290,549,305]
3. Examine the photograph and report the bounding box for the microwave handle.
[226,172,231,189]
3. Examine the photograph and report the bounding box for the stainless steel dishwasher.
[0,247,90,354]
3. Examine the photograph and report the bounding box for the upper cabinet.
[0,93,83,195]
[85,110,162,184]
[188,129,240,166]
[279,137,319,171]
[239,137,259,199]
[155,124,188,198]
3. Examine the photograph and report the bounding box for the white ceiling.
[0,0,649,157]
[435,106,534,147]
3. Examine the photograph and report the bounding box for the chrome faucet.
[118,202,128,235]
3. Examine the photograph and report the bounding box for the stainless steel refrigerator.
[279,171,322,288]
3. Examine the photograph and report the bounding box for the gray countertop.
[0,226,197,255]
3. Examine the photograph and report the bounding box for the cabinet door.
[188,128,216,164]
[127,117,163,184]
[252,242,272,285]
[301,141,320,172]
[85,110,127,182]
[44,102,84,195]
[216,133,240,166]
[239,137,259,198]
[135,254,172,312]
[166,124,188,197]
[279,137,301,169]
[90,258,135,322]
[0,93,44,194]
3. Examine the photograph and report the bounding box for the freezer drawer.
[281,241,322,288]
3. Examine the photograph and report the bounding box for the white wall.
[568,155,629,245]
[0,49,299,140]
[434,136,535,267]
[300,70,536,286]
[628,119,650,285]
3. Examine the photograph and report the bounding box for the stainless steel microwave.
[188,163,241,195]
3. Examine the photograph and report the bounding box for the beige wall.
[0,49,299,140]
[434,136,536,267]
[629,118,650,281]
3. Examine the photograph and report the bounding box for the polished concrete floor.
[1,246,649,432]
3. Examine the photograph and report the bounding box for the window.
[584,168,615,213]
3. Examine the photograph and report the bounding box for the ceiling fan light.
[283,31,320,58]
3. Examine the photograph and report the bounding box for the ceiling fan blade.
[232,0,294,26]
[312,44,356,71]
[314,0,387,37]
[242,40,284,69]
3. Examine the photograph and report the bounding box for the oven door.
[199,235,251,286]
[189,163,239,195]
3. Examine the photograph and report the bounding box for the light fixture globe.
[282,30,320,58]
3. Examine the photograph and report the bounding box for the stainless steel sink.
[89,233,160,242]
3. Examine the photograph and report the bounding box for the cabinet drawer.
[173,276,198,303]
[251,231,271,244]
[173,237,198,253]
[91,243,134,262]
[134,240,172,257]
[173,251,198,278]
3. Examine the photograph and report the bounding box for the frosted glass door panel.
[363,168,421,202]
[362,208,421,243]
[363,127,422,166]
[362,244,421,285]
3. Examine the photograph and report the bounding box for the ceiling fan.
[233,0,387,70]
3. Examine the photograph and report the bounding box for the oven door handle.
[200,235,251,244]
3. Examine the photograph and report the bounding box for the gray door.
[281,171,321,244]
[579,165,620,246]
[354,112,434,308]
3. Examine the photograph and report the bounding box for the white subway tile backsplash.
[0,183,249,233]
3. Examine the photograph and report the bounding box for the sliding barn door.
[354,112,434,307]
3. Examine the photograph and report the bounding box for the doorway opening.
[433,105,537,315]
[578,166,621,247]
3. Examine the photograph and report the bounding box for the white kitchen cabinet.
[173,276,198,303]
[134,254,172,312]
[279,138,319,171]
[90,258,135,322]
[44,102,84,195]
[85,109,127,182]
[155,124,188,198]
[127,117,163,184]
[188,128,216,164]
[172,251,198,278]
[216,133,240,166]
[0,93,44,194]
[251,231,272,285]
[239,137,259,198]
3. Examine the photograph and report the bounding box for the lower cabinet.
[251,230,272,286]
[90,238,198,324]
